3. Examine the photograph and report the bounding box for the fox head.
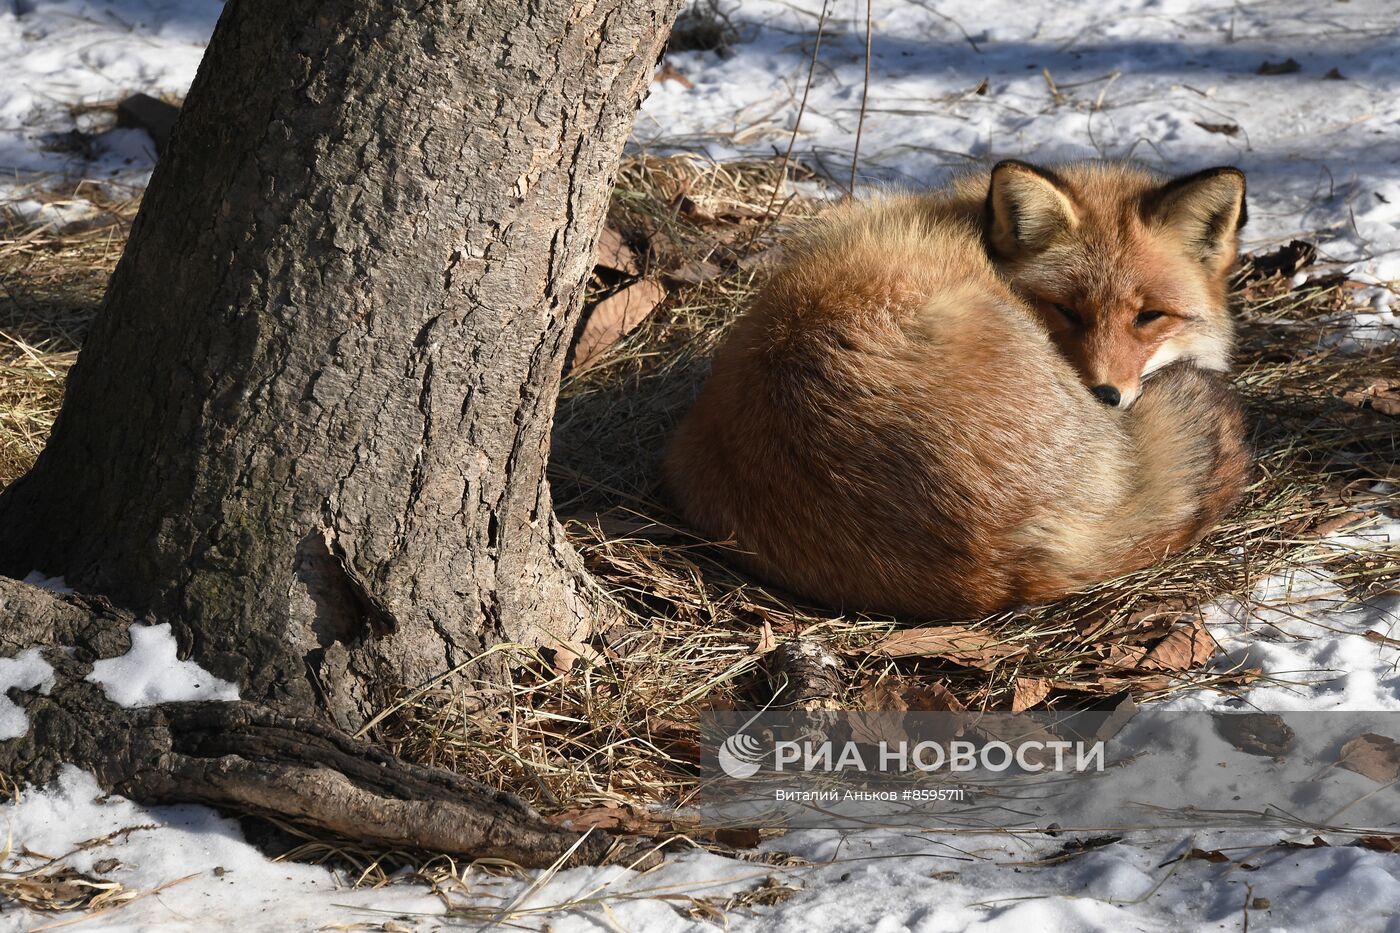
[982,160,1246,408]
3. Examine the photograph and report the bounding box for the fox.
[663,160,1253,619]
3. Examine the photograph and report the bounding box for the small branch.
[848,0,874,198]
[754,0,830,242]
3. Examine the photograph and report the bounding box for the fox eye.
[1136,310,1168,327]
[1053,304,1083,326]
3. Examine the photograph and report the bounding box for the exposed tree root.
[0,576,654,870]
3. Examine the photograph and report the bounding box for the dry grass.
[2,155,1398,830]
[0,182,139,485]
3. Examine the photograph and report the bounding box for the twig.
[753,0,830,241]
[849,0,874,198]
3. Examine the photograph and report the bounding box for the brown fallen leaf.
[547,638,602,674]
[647,715,702,765]
[595,226,639,274]
[850,677,965,745]
[1092,673,1174,694]
[1364,630,1400,648]
[1343,380,1400,417]
[665,259,723,285]
[571,278,667,371]
[969,714,1066,767]
[1339,733,1400,783]
[1178,847,1230,864]
[1195,121,1240,136]
[904,681,966,712]
[1012,676,1050,712]
[713,827,762,849]
[1101,644,1150,670]
[654,60,695,89]
[1139,620,1218,672]
[1214,712,1295,757]
[755,619,777,656]
[851,678,912,745]
[1239,239,1317,282]
[1355,835,1400,853]
[1258,58,1301,75]
[868,626,1026,669]
[855,677,966,713]
[1311,510,1375,538]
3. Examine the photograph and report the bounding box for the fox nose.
[1091,385,1121,407]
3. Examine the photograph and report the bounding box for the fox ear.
[985,160,1079,258]
[1144,167,1247,271]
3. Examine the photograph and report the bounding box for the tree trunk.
[0,0,679,729]
[0,0,683,865]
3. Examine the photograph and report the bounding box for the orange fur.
[663,160,1252,619]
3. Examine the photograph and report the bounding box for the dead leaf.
[1240,239,1317,282]
[547,638,601,674]
[868,626,1026,669]
[1095,673,1174,694]
[665,259,723,285]
[1101,644,1149,669]
[713,827,762,849]
[1365,630,1400,648]
[1324,67,1347,80]
[1339,733,1400,783]
[1257,58,1301,75]
[1180,847,1230,864]
[850,679,911,745]
[1194,121,1240,136]
[648,716,702,764]
[1312,510,1375,538]
[850,677,965,745]
[970,714,1066,767]
[655,61,695,89]
[571,278,666,371]
[903,681,966,712]
[1214,713,1294,757]
[1011,677,1050,712]
[1355,835,1400,853]
[1343,380,1400,417]
[755,620,777,656]
[1139,620,1218,672]
[595,226,639,274]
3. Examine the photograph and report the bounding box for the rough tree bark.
[0,0,683,866]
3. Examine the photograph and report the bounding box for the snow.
[86,623,239,706]
[0,648,53,739]
[643,0,1400,323]
[0,0,219,197]
[2,0,1400,929]
[1162,518,1400,713]
[21,570,72,594]
[0,767,446,932]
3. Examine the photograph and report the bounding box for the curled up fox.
[664,160,1253,619]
